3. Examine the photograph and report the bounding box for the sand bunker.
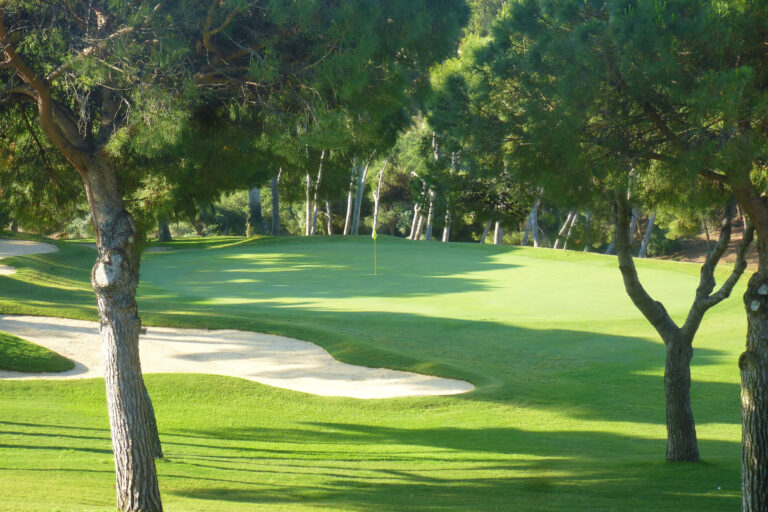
[0,315,474,399]
[0,239,58,275]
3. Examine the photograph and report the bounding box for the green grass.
[0,234,748,511]
[0,331,74,372]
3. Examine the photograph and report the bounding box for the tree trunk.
[554,211,574,250]
[409,203,420,240]
[246,186,265,236]
[702,217,712,249]
[583,210,592,252]
[414,214,424,241]
[352,161,370,235]
[494,221,503,245]
[480,219,492,244]
[193,216,205,237]
[310,150,325,236]
[344,168,355,235]
[270,172,281,236]
[638,213,656,258]
[742,265,768,511]
[305,171,312,236]
[325,201,333,235]
[424,189,435,241]
[522,214,532,246]
[665,336,699,461]
[372,158,389,238]
[531,204,541,247]
[563,212,579,250]
[10,220,18,232]
[442,208,451,242]
[628,207,639,245]
[157,217,171,243]
[84,155,162,512]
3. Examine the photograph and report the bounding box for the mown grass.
[0,331,74,372]
[0,234,748,511]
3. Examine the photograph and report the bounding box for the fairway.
[0,237,746,511]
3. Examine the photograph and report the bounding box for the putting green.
[0,236,748,511]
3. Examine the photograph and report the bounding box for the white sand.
[0,239,58,275]
[0,315,474,398]
[0,238,473,398]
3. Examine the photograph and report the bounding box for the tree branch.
[614,190,680,338]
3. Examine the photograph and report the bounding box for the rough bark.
[246,186,265,236]
[494,221,503,245]
[638,213,656,258]
[480,219,492,244]
[615,193,752,463]
[86,154,163,512]
[156,217,171,243]
[270,172,281,236]
[424,189,435,241]
[344,168,355,235]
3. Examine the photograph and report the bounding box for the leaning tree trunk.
[562,212,579,250]
[665,335,699,461]
[554,211,574,250]
[414,214,424,240]
[85,155,162,512]
[157,217,171,243]
[424,189,435,241]
[480,219,492,244]
[270,172,281,236]
[583,210,592,252]
[246,186,265,236]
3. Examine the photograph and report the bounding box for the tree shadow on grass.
[165,423,740,512]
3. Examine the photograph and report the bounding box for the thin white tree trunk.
[326,201,333,235]
[371,157,389,237]
[628,207,640,245]
[414,214,424,240]
[305,171,311,236]
[494,221,504,245]
[522,214,532,246]
[442,209,451,242]
[563,212,579,250]
[247,186,266,236]
[352,156,372,235]
[310,150,325,236]
[343,167,355,235]
[480,219,492,244]
[583,210,592,252]
[409,203,421,240]
[554,211,575,250]
[271,170,281,236]
[638,213,656,258]
[424,189,435,241]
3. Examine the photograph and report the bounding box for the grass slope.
[0,235,747,511]
[0,331,74,372]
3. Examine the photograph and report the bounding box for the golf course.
[0,235,746,511]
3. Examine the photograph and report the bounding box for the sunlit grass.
[0,234,748,511]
